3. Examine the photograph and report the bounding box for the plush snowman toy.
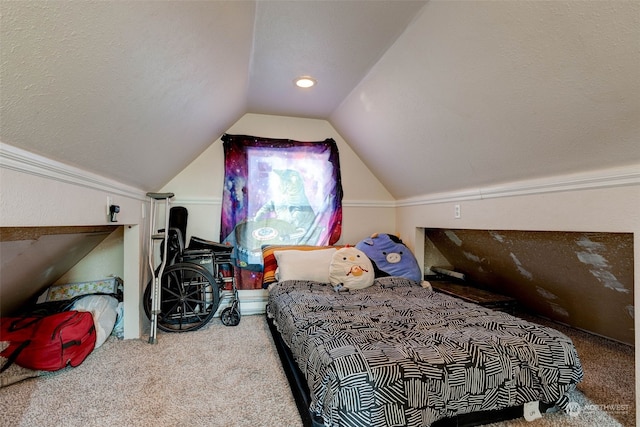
[329,246,375,290]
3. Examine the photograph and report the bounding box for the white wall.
[54,227,125,285]
[394,167,639,254]
[0,144,147,339]
[394,168,639,312]
[161,113,396,244]
[0,114,396,334]
[160,113,397,314]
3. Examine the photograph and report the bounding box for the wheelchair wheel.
[221,305,241,326]
[144,262,219,332]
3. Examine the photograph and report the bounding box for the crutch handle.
[146,192,174,200]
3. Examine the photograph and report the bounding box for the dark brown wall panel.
[425,229,634,345]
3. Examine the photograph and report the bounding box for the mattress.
[266,277,583,427]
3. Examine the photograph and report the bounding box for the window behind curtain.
[220,134,342,289]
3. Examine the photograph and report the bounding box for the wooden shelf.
[429,280,517,314]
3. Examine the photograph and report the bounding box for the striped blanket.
[266,277,583,427]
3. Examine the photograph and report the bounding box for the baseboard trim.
[218,289,268,316]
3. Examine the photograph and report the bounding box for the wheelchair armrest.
[188,236,233,253]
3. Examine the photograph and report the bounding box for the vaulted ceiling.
[1,1,638,199]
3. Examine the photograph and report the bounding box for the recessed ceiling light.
[295,76,316,88]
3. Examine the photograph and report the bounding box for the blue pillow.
[356,233,422,282]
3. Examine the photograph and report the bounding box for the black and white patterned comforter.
[266,277,583,427]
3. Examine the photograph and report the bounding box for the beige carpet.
[513,313,635,427]
[1,315,301,427]
[0,314,633,427]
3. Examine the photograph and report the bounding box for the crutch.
[146,192,174,344]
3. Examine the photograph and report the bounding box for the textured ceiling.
[333,1,640,198]
[1,1,638,198]
[247,1,424,118]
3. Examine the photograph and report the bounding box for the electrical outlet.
[454,204,461,219]
[106,196,112,216]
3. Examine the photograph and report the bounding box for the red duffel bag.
[0,310,96,372]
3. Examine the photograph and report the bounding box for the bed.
[263,247,584,427]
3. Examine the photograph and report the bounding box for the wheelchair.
[144,196,240,338]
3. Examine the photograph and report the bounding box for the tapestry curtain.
[220,134,343,289]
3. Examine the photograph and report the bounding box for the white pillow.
[72,295,119,349]
[274,248,337,283]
